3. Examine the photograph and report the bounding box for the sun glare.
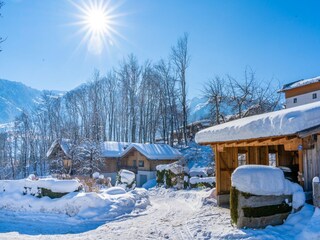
[86,8,108,34]
[71,0,124,55]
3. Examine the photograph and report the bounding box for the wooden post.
[213,145,221,195]
[298,149,304,187]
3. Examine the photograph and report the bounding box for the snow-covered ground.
[0,187,319,239]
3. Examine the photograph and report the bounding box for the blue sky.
[0,0,320,98]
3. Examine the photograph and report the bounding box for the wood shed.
[195,102,320,206]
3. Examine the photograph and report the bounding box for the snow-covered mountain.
[188,97,211,123]
[0,79,63,123]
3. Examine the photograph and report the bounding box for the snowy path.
[0,188,317,239]
[0,188,238,240]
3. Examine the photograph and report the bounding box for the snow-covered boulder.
[230,165,305,229]
[116,169,136,190]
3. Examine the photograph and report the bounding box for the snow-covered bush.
[189,176,215,188]
[156,162,185,189]
[116,169,136,190]
[92,172,100,179]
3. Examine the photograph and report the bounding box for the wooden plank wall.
[303,137,320,191]
[215,145,300,195]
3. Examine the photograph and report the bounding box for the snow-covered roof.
[100,141,182,160]
[195,101,320,144]
[121,143,183,160]
[100,141,129,158]
[280,76,320,92]
[46,138,72,158]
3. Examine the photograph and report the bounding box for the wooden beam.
[217,144,224,152]
[297,139,304,187]
[213,145,221,195]
[284,138,301,151]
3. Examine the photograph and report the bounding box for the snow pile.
[116,169,136,190]
[232,165,305,209]
[118,169,135,184]
[297,207,320,239]
[0,186,149,221]
[195,101,320,143]
[142,178,157,189]
[0,177,81,195]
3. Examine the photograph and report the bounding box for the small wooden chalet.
[195,101,320,205]
[47,140,182,186]
[46,139,73,174]
[100,142,183,186]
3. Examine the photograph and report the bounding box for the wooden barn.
[195,101,320,205]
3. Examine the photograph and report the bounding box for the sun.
[70,0,124,55]
[85,8,109,34]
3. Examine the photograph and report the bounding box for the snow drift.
[0,186,149,221]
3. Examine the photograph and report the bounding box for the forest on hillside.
[0,33,280,179]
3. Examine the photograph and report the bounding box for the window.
[133,160,137,167]
[293,98,297,104]
[312,93,317,99]
[238,153,246,166]
[139,160,144,167]
[268,153,277,167]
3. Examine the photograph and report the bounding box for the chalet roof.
[46,138,72,158]
[100,141,130,158]
[195,101,320,144]
[121,143,183,160]
[279,76,320,92]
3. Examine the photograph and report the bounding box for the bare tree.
[171,33,190,145]
[227,68,256,119]
[202,76,226,124]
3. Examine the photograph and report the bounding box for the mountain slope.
[0,79,44,123]
[188,97,211,123]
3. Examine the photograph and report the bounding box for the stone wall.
[230,187,293,228]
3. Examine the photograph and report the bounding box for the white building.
[279,76,320,108]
